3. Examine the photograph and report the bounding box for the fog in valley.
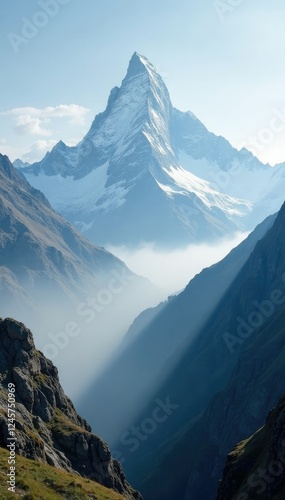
[2,232,248,405]
[107,232,248,295]
[54,232,248,405]
[1,267,158,398]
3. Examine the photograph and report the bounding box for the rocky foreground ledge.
[0,317,142,499]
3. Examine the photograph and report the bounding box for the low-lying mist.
[1,269,160,400]
[2,232,248,426]
[76,231,251,447]
[107,232,249,297]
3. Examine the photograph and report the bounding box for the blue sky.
[1,0,285,164]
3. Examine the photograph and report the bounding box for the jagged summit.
[0,317,142,499]
[124,52,166,89]
[126,52,154,78]
[85,52,172,162]
[122,52,171,115]
[12,158,30,170]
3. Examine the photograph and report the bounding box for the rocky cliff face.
[180,303,285,500]
[79,212,276,445]
[0,317,142,499]
[127,202,285,499]
[217,393,285,500]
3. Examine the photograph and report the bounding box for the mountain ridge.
[0,153,158,398]
[19,53,285,247]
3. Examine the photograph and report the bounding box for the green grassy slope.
[0,448,125,500]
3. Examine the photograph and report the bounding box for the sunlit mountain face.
[20,53,285,248]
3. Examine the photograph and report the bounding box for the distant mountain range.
[18,53,285,247]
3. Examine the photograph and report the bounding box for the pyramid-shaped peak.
[126,52,158,79]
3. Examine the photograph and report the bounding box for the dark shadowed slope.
[124,201,285,499]
[77,211,275,446]
[217,388,285,500]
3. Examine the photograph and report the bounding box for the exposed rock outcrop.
[0,317,142,499]
[217,394,285,499]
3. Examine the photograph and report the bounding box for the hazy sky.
[1,0,285,164]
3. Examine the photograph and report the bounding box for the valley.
[1,38,285,500]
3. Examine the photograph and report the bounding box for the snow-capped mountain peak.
[87,52,171,151]
[124,52,169,96]
[20,53,285,247]
[126,52,156,78]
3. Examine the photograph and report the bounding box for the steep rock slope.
[0,153,143,307]
[78,213,276,444]
[0,153,156,397]
[163,303,285,500]
[217,392,285,500]
[0,317,142,499]
[124,201,285,499]
[21,53,285,246]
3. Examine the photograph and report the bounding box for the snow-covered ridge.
[18,52,285,246]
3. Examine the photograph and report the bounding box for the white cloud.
[22,139,58,163]
[0,144,25,162]
[2,105,90,137]
[13,115,51,137]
